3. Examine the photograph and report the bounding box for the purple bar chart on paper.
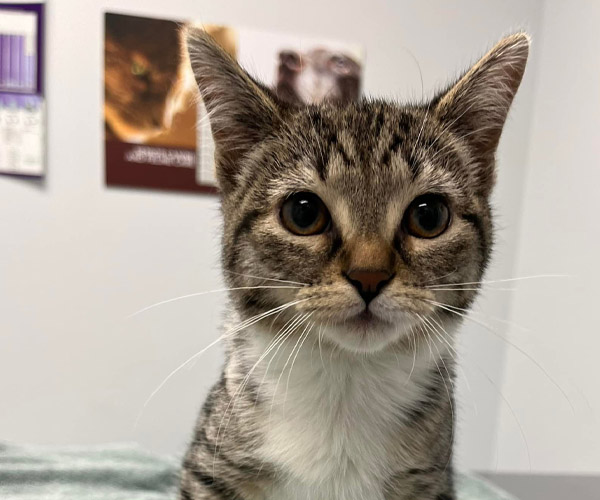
[0,9,38,93]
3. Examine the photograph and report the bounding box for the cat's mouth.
[307,299,418,353]
[319,310,405,353]
[349,309,384,328]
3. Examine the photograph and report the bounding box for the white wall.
[495,0,600,474]
[0,0,543,471]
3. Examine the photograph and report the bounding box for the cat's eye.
[403,194,451,239]
[280,192,331,236]
[131,61,149,77]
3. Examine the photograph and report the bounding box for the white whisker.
[431,300,529,333]
[417,314,455,472]
[426,298,575,414]
[135,299,306,429]
[127,286,302,318]
[254,313,307,409]
[424,273,570,289]
[426,286,516,292]
[222,270,309,286]
[284,321,315,413]
[474,364,532,472]
[404,324,418,387]
[318,321,328,376]
[430,312,478,417]
[271,313,314,417]
[214,312,308,469]
[422,268,458,284]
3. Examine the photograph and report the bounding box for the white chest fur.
[242,328,443,500]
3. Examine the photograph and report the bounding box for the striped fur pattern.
[180,29,529,499]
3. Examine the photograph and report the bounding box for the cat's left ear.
[434,33,530,194]
[185,27,281,193]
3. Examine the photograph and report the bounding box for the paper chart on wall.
[0,3,45,177]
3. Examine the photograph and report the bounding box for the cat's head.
[104,14,187,143]
[186,30,529,353]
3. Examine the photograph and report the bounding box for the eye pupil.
[292,198,319,228]
[415,203,442,231]
[404,195,450,238]
[281,192,330,236]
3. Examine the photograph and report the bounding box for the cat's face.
[104,14,186,143]
[187,30,529,353]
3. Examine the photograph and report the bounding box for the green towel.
[0,443,516,499]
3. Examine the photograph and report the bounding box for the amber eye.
[280,192,331,236]
[131,61,149,77]
[403,194,451,238]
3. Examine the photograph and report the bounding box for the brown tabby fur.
[179,29,529,500]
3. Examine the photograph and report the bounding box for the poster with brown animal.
[104,12,363,194]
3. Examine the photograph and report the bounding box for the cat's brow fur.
[180,29,529,500]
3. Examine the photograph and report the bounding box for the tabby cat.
[180,29,529,500]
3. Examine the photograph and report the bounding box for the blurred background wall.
[496,0,600,473]
[1,0,597,476]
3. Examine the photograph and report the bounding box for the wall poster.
[104,12,364,194]
[0,2,45,177]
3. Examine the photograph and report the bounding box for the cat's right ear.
[185,27,280,192]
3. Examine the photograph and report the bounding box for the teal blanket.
[0,443,516,499]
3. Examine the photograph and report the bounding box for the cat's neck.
[229,324,453,500]
[227,319,457,435]
[242,323,444,411]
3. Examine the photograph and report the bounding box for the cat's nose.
[344,269,393,305]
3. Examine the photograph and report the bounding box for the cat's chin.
[321,310,414,354]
